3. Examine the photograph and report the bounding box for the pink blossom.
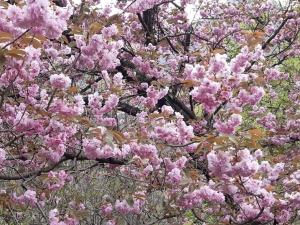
[113,72,123,86]
[46,170,71,191]
[50,74,71,89]
[214,114,242,135]
[210,53,228,74]
[258,189,276,207]
[0,148,6,163]
[269,162,285,181]
[230,47,251,74]
[99,94,119,114]
[103,117,117,127]
[101,203,113,215]
[256,112,276,130]
[166,168,183,185]
[207,150,233,179]
[102,24,118,37]
[243,178,262,194]
[13,190,37,207]
[193,186,225,203]
[115,199,131,214]
[233,149,259,177]
[190,78,221,113]
[106,220,117,225]
[69,201,85,210]
[152,122,178,142]
[237,203,261,222]
[276,209,291,223]
[238,86,265,106]
[145,86,169,108]
[130,142,161,166]
[49,209,79,225]
[83,138,102,160]
[115,194,145,214]
[177,119,194,144]
[164,156,187,173]
[136,112,148,123]
[254,149,263,159]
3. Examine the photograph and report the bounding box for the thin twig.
[2,29,31,49]
[166,140,198,148]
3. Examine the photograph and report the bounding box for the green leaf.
[127,197,134,207]
[229,136,238,145]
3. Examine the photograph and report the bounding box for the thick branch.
[0,159,63,180]
[158,24,179,54]
[117,102,141,116]
[165,94,197,121]
[262,16,292,50]
[80,76,103,94]
[0,154,126,180]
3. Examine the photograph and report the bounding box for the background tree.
[0,0,300,224]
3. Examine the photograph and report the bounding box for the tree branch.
[262,16,292,50]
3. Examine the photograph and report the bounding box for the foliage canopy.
[0,0,300,224]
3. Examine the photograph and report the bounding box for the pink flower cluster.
[166,168,183,185]
[79,34,123,71]
[182,186,225,207]
[115,192,146,214]
[7,0,73,39]
[210,54,228,74]
[207,149,259,179]
[177,119,194,144]
[230,47,251,74]
[190,78,221,114]
[0,148,6,163]
[265,67,289,81]
[69,201,85,210]
[83,138,116,160]
[238,86,265,106]
[49,209,79,225]
[214,114,242,135]
[256,112,276,130]
[129,142,162,166]
[248,106,266,116]
[152,121,179,142]
[12,190,38,208]
[100,203,113,215]
[46,170,73,191]
[164,156,187,173]
[102,24,118,37]
[48,94,85,117]
[144,86,169,108]
[50,74,71,89]
[87,93,119,123]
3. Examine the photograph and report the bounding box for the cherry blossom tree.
[0,0,300,224]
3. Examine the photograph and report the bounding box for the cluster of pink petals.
[12,190,38,208]
[207,149,260,179]
[214,114,242,135]
[46,170,73,191]
[7,0,73,39]
[115,192,146,214]
[49,209,79,225]
[50,74,71,89]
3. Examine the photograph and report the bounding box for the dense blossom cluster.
[0,0,300,224]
